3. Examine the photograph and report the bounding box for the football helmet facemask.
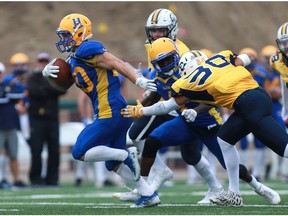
[276,22,288,61]
[149,38,180,78]
[178,50,207,76]
[145,8,179,43]
[56,13,93,53]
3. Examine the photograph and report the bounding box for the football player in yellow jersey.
[270,22,288,127]
[122,50,288,206]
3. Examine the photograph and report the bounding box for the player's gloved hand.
[181,109,197,122]
[42,58,59,78]
[135,63,157,92]
[121,99,144,118]
[136,77,157,92]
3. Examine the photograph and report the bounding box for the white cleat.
[197,187,223,205]
[209,189,243,207]
[149,167,174,191]
[254,182,281,205]
[112,191,139,202]
[130,191,161,208]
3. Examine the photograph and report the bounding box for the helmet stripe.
[190,50,201,57]
[281,22,288,36]
[152,9,162,24]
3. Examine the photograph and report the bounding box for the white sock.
[116,163,135,183]
[284,144,288,158]
[84,145,128,162]
[0,155,5,181]
[194,155,221,189]
[248,175,260,191]
[133,139,145,155]
[238,149,248,166]
[253,148,265,178]
[116,164,154,196]
[217,137,240,195]
[147,152,169,184]
[135,177,154,196]
[205,150,217,175]
[75,161,86,179]
[93,161,106,184]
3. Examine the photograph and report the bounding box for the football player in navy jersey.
[114,38,223,205]
[42,13,159,208]
[127,8,200,198]
[122,46,284,207]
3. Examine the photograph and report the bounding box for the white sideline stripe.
[0,209,20,212]
[1,190,288,200]
[0,202,287,208]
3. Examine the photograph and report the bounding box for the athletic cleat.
[209,189,243,207]
[123,147,140,181]
[130,191,161,208]
[254,182,281,205]
[197,187,224,205]
[112,191,139,202]
[149,167,174,191]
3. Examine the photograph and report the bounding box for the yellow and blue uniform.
[144,69,226,168]
[70,41,132,170]
[172,50,288,156]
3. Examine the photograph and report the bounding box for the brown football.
[47,58,74,92]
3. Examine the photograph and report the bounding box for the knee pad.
[180,144,201,165]
[142,136,163,158]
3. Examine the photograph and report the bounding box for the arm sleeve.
[142,97,181,116]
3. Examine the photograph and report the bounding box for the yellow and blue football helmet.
[149,37,180,78]
[178,50,207,76]
[56,13,93,53]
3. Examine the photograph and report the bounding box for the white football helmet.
[178,50,208,76]
[276,22,288,59]
[145,8,179,43]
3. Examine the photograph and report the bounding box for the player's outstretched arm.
[96,52,156,92]
[121,96,189,118]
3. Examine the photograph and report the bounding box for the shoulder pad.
[76,41,107,59]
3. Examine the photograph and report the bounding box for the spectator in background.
[0,62,12,189]
[26,52,66,187]
[0,58,27,188]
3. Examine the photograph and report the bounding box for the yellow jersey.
[172,50,259,109]
[270,52,288,83]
